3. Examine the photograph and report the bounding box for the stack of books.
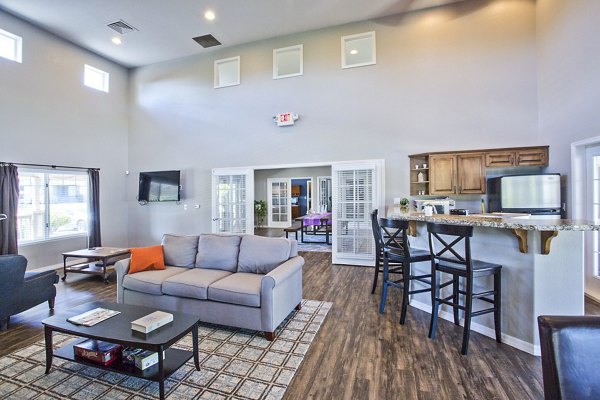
[73,339,122,366]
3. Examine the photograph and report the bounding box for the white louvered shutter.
[332,161,383,266]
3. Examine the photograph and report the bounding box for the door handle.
[212,218,221,221]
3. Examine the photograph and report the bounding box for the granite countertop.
[387,208,600,231]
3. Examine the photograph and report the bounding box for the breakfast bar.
[388,208,600,355]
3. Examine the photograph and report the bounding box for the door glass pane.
[215,174,246,234]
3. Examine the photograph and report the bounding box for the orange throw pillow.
[128,245,165,274]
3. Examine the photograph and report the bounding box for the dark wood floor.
[2,253,600,399]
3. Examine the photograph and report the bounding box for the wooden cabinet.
[429,154,456,195]
[291,205,300,219]
[429,153,485,195]
[410,146,548,197]
[291,185,300,197]
[485,151,515,167]
[515,148,547,166]
[485,146,548,167]
[457,153,486,194]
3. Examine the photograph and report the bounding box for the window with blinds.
[18,169,89,243]
[215,174,247,233]
[333,168,375,260]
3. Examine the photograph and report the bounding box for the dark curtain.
[0,164,19,255]
[88,169,102,247]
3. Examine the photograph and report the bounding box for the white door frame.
[317,175,332,213]
[331,159,385,266]
[211,167,254,234]
[211,159,384,243]
[290,176,315,214]
[572,137,600,301]
[267,178,292,228]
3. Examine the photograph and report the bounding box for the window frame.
[18,168,89,246]
[0,28,23,63]
[84,64,110,93]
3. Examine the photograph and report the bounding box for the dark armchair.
[0,255,59,330]
[538,315,600,400]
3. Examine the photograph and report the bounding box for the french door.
[267,178,292,228]
[212,168,254,234]
[585,147,600,299]
[332,161,384,266]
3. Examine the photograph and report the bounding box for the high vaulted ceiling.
[0,0,464,68]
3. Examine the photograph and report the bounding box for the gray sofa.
[115,234,303,340]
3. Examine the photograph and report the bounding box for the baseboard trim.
[410,300,540,356]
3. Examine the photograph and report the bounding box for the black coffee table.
[42,301,200,399]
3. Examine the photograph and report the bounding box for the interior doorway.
[572,137,600,301]
[213,159,384,265]
[291,177,313,219]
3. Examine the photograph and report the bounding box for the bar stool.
[370,210,402,294]
[427,222,502,355]
[375,217,432,324]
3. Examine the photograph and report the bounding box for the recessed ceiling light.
[204,10,216,20]
[111,37,122,45]
[350,49,358,55]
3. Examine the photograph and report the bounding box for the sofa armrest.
[261,256,304,332]
[115,258,131,304]
[261,256,304,289]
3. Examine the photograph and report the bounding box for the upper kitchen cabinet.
[429,153,485,195]
[429,154,457,195]
[410,146,548,197]
[485,146,548,167]
[457,153,486,194]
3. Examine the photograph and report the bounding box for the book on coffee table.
[67,307,121,327]
[131,311,173,334]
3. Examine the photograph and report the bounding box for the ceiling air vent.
[193,34,221,48]
[107,20,138,35]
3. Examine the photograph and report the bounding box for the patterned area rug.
[296,234,331,253]
[0,300,332,400]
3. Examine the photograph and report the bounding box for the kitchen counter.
[388,208,600,255]
[385,206,595,356]
[388,209,600,231]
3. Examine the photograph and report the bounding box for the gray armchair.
[0,255,59,330]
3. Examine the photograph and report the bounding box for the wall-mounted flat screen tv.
[138,170,181,202]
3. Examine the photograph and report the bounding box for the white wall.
[128,0,539,246]
[536,0,600,216]
[0,11,130,269]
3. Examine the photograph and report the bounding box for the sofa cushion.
[122,266,188,295]
[162,268,232,300]
[207,273,262,307]
[162,234,199,267]
[238,235,292,274]
[196,234,242,272]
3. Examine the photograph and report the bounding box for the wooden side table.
[62,247,130,283]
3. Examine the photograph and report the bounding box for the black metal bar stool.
[427,222,502,355]
[374,217,432,324]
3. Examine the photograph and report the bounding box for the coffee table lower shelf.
[54,337,193,381]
